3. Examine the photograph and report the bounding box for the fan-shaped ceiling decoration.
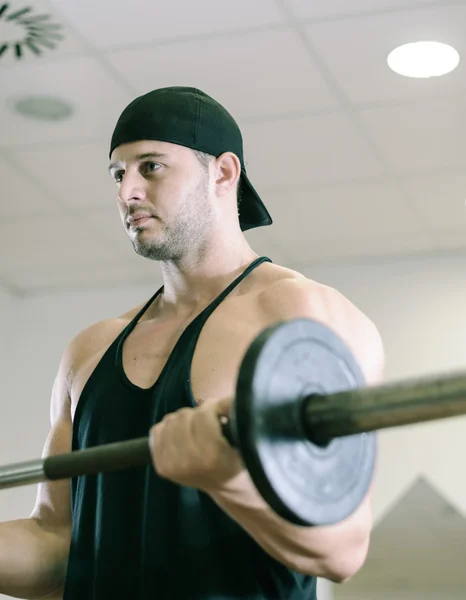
[0,2,64,60]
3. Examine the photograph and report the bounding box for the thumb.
[210,396,234,416]
[205,397,237,448]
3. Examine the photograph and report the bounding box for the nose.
[118,172,147,206]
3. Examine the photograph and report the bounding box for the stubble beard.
[131,173,214,263]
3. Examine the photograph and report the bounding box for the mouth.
[127,214,154,228]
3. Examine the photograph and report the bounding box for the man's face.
[109,140,214,261]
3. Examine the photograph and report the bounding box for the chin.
[132,240,171,262]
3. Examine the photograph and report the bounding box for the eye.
[142,161,160,175]
[113,170,124,184]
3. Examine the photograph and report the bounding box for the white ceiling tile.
[285,231,436,265]
[0,154,61,216]
[401,171,466,230]
[0,0,85,68]
[288,0,448,19]
[258,181,424,246]
[0,0,463,292]
[10,140,118,209]
[0,56,132,147]
[429,230,466,252]
[0,214,119,268]
[241,113,384,189]
[360,99,466,172]
[2,256,164,293]
[49,0,286,49]
[305,5,465,105]
[105,29,340,120]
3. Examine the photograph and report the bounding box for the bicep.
[30,374,72,537]
[28,317,126,537]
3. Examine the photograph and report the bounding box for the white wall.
[0,289,12,375]
[1,253,466,599]
[0,288,16,472]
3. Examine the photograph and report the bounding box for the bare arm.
[0,306,144,599]
[209,278,385,582]
[0,352,73,599]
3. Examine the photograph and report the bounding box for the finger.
[208,396,233,416]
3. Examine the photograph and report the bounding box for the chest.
[124,312,261,402]
[71,304,266,419]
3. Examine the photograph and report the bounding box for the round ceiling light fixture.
[387,41,460,78]
[10,95,74,121]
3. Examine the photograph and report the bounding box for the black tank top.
[63,256,317,600]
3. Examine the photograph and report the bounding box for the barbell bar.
[0,319,465,527]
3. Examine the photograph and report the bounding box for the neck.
[157,228,259,315]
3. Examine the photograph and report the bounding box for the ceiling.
[1,0,465,295]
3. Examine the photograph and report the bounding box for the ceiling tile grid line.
[2,97,464,154]
[2,136,111,153]
[47,0,290,49]
[8,0,453,58]
[276,0,443,236]
[94,22,293,56]
[237,96,453,124]
[0,0,138,271]
[2,100,421,155]
[295,0,463,24]
[255,165,466,193]
[40,1,139,98]
[0,151,120,245]
[276,0,420,173]
[0,152,133,290]
[15,244,466,299]
[0,141,130,252]
[0,22,294,70]
[0,150,66,211]
[3,144,465,206]
[2,94,464,154]
[1,0,465,292]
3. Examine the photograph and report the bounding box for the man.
[0,87,384,599]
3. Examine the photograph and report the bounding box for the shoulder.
[257,266,365,327]
[57,302,148,390]
[256,265,385,386]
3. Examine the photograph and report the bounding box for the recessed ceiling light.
[387,41,460,78]
[9,95,74,121]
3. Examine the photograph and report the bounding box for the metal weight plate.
[232,318,377,527]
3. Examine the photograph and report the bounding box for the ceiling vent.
[0,3,64,61]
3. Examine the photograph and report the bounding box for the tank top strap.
[151,255,272,401]
[191,255,272,327]
[121,286,164,338]
[116,256,271,372]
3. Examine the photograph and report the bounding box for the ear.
[213,152,241,198]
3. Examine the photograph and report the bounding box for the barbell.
[1,318,466,527]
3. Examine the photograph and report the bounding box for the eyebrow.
[108,152,168,173]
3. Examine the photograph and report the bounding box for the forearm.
[0,518,70,599]
[208,471,372,582]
